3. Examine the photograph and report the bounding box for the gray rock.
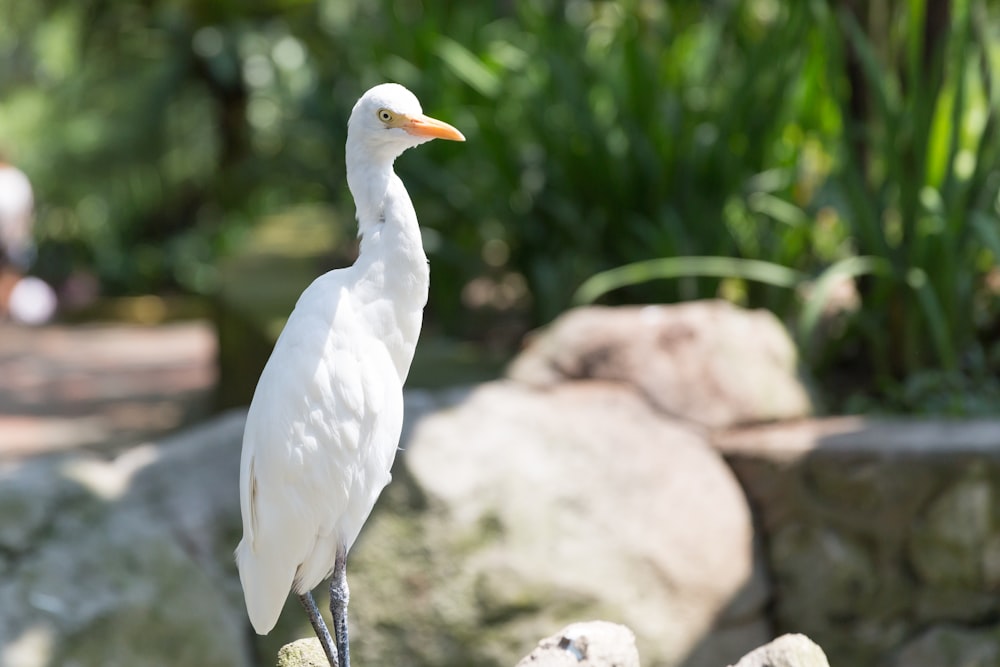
[890,625,1000,667]
[730,633,830,667]
[716,417,1000,665]
[515,621,640,667]
[769,524,878,621]
[347,381,769,667]
[0,411,253,667]
[507,301,813,428]
[909,472,994,587]
[683,618,776,667]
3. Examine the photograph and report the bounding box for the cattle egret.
[235,83,464,667]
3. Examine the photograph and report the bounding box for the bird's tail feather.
[236,537,297,635]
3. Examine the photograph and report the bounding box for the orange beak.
[403,114,466,142]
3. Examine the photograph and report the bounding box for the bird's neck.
[354,175,427,272]
[346,154,426,268]
[345,149,430,382]
[346,145,391,237]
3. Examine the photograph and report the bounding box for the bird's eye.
[377,109,394,123]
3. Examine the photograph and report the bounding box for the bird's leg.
[299,592,339,667]
[330,546,351,667]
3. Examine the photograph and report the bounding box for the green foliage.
[827,1,1000,386]
[572,0,1000,411]
[2,0,1000,412]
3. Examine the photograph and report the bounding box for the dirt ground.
[0,320,218,460]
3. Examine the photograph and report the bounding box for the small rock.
[515,621,640,667]
[276,638,328,667]
[730,633,830,667]
[908,473,994,588]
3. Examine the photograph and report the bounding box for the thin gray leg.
[329,546,350,667]
[299,592,339,667]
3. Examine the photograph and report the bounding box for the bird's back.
[236,267,411,634]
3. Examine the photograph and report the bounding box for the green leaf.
[747,192,811,228]
[434,37,501,99]
[970,211,1000,260]
[836,8,899,119]
[907,267,956,371]
[573,256,804,305]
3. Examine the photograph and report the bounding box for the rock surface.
[0,301,797,667]
[11,301,1000,667]
[0,411,250,667]
[729,633,829,667]
[716,417,1000,666]
[275,627,836,667]
[507,301,813,428]
[889,625,1000,667]
[276,638,329,667]
[515,621,640,667]
[0,380,770,667]
[347,381,769,667]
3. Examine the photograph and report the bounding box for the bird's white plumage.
[235,83,460,635]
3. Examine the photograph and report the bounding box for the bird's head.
[347,83,465,162]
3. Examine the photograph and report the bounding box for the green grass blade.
[572,256,804,306]
[747,192,811,228]
[907,267,956,371]
[434,37,501,99]
[798,255,893,343]
[836,7,899,120]
[970,211,1000,260]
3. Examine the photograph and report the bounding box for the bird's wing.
[236,274,403,634]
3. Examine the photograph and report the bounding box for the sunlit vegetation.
[2,0,999,412]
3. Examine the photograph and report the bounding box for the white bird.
[0,161,35,271]
[235,83,464,667]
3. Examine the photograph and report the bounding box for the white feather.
[234,83,460,635]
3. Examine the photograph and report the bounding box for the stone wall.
[715,417,1000,667]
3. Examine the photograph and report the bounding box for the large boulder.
[0,412,251,667]
[508,301,814,429]
[347,381,769,667]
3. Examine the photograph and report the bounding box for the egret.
[235,83,464,667]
